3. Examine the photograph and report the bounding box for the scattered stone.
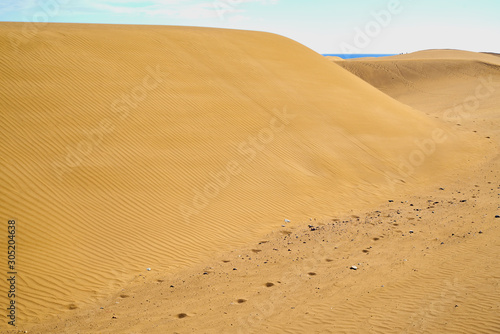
[388,200,394,202]
[409,230,414,234]
[439,187,445,190]
[479,231,483,234]
[284,219,291,223]
[233,268,237,270]
[146,268,151,271]
[495,215,500,218]
[460,200,467,203]
[350,266,358,270]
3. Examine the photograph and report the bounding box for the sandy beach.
[1,23,499,333]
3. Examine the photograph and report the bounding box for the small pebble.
[146,268,151,271]
[350,266,358,270]
[284,219,291,223]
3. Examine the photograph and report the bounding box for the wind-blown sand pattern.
[1,24,499,333]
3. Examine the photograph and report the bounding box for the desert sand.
[0,23,499,333]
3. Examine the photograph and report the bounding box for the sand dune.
[0,23,498,333]
[333,50,500,109]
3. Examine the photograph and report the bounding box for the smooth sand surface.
[324,56,344,61]
[1,24,499,333]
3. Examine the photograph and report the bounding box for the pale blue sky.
[1,0,499,53]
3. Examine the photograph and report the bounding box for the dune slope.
[0,24,487,325]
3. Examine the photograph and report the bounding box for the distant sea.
[323,54,397,59]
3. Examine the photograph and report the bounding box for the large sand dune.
[0,24,497,332]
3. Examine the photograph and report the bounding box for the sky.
[1,0,499,54]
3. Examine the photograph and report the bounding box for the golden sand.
[0,24,499,333]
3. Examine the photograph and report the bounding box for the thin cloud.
[0,0,38,14]
[0,0,278,19]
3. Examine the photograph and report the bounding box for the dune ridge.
[0,23,492,328]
